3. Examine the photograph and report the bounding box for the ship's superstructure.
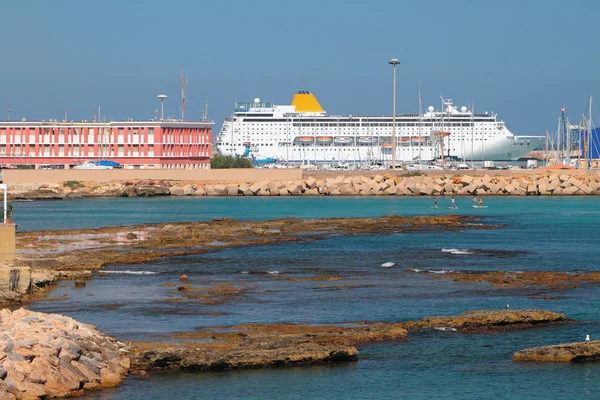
[216,92,543,164]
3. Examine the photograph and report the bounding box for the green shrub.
[210,155,253,169]
[63,180,85,190]
[0,202,13,220]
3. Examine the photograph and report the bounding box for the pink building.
[0,120,213,169]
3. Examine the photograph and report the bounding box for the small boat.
[411,137,426,142]
[401,137,410,142]
[381,143,393,149]
[297,136,314,143]
[72,161,113,170]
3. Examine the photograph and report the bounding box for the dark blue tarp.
[581,128,600,159]
[96,160,121,168]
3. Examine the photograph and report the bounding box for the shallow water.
[21,196,600,399]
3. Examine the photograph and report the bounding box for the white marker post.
[0,184,7,223]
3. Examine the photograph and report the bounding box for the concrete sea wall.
[0,168,303,184]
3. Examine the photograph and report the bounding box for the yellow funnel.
[291,92,324,113]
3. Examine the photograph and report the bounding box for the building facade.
[0,120,213,169]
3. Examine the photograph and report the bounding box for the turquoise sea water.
[19,197,600,399]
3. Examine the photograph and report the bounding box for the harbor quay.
[2,168,600,199]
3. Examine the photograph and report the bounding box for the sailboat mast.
[588,95,593,167]
[545,130,549,167]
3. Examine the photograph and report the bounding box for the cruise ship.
[216,92,544,164]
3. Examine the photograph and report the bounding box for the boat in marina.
[216,91,545,164]
[72,160,121,170]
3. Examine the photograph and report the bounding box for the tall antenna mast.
[181,69,186,121]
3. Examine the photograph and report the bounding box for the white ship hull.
[216,92,544,163]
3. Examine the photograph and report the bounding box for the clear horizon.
[0,0,598,135]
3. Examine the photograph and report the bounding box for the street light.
[157,95,167,121]
[388,58,400,169]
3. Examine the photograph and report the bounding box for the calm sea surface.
[18,196,600,399]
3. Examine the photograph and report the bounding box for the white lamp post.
[157,95,167,121]
[0,184,7,223]
[388,58,400,169]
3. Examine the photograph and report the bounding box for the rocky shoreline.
[0,307,568,399]
[6,171,600,200]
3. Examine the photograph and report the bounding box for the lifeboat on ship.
[297,136,314,144]
[316,136,333,144]
[358,136,376,144]
[334,137,353,145]
[400,137,410,142]
[381,143,393,150]
[411,137,426,143]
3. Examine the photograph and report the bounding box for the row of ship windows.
[236,123,496,127]
[218,138,497,146]
[236,128,500,132]
[239,119,494,123]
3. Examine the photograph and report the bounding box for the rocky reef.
[7,171,600,200]
[401,310,568,333]
[0,307,569,398]
[514,340,600,362]
[131,322,407,372]
[7,214,486,305]
[0,308,129,399]
[132,310,566,373]
[413,269,600,289]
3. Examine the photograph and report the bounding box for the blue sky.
[0,0,598,134]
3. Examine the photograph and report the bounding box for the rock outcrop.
[401,310,567,333]
[0,265,59,304]
[132,309,566,373]
[514,340,600,362]
[0,308,129,399]
[132,322,407,371]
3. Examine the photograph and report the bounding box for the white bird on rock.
[586,334,591,342]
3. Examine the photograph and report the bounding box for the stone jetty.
[7,171,600,199]
[514,340,600,362]
[0,308,129,399]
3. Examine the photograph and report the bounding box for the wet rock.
[514,340,600,362]
[134,186,170,197]
[179,274,189,281]
[401,309,567,333]
[73,281,86,288]
[169,187,185,196]
[126,232,138,240]
[120,186,137,197]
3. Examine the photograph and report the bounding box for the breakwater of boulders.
[7,172,600,199]
[0,308,129,399]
